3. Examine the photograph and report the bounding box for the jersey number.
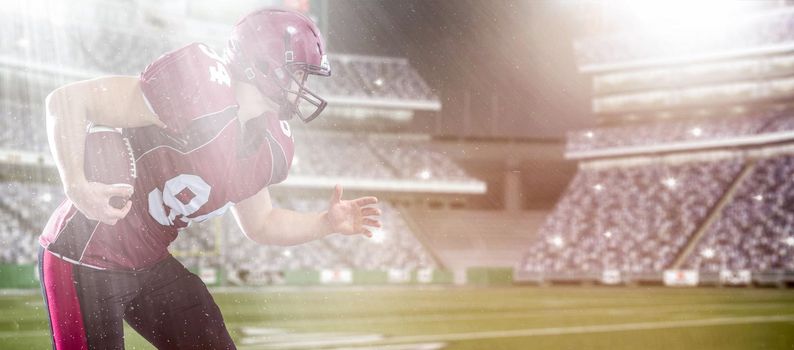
[148,174,232,227]
[199,44,231,87]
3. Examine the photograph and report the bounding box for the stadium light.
[603,0,757,43]
[370,229,386,244]
[690,127,702,137]
[16,37,29,49]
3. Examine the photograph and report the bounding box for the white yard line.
[371,314,794,344]
[0,330,48,338]
[241,334,384,349]
[323,343,446,350]
[239,332,383,345]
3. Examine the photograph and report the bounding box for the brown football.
[84,125,136,209]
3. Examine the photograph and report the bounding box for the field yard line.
[0,330,47,338]
[324,342,446,350]
[241,334,384,349]
[239,342,447,350]
[367,314,794,344]
[239,332,382,344]
[0,289,38,296]
[225,301,791,327]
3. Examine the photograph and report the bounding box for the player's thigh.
[73,265,135,349]
[125,257,235,350]
[39,248,131,350]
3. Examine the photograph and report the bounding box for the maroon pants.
[38,248,235,349]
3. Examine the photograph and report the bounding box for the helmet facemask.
[270,61,329,123]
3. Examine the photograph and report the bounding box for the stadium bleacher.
[0,182,62,264]
[683,153,794,272]
[517,3,794,283]
[368,136,475,182]
[521,154,744,274]
[291,132,397,180]
[0,102,48,152]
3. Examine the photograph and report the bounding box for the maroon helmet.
[226,8,331,123]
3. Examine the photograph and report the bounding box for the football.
[84,124,137,209]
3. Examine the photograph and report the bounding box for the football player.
[38,8,381,349]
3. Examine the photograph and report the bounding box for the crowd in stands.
[0,102,49,152]
[684,153,794,272]
[0,6,176,76]
[567,110,794,154]
[368,137,474,182]
[291,132,396,180]
[0,182,62,264]
[521,155,744,274]
[0,211,38,265]
[310,55,437,102]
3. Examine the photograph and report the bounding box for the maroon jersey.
[40,43,295,270]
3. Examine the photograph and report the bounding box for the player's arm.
[231,185,381,246]
[46,76,165,225]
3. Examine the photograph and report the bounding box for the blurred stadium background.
[2,0,794,349]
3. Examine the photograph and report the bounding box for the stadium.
[1,0,794,349]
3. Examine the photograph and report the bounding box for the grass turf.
[1,286,793,349]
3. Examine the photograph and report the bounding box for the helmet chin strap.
[278,100,297,121]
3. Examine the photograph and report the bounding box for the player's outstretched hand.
[66,181,133,226]
[326,184,381,237]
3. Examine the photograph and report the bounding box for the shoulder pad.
[140,43,239,134]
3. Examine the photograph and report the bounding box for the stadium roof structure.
[574,7,794,73]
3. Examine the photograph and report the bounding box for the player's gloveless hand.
[67,181,133,225]
[326,184,382,237]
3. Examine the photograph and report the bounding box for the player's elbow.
[45,87,84,125]
[236,211,274,245]
[245,226,279,246]
[45,88,68,119]
[240,223,264,244]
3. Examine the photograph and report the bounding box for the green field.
[2,286,794,349]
